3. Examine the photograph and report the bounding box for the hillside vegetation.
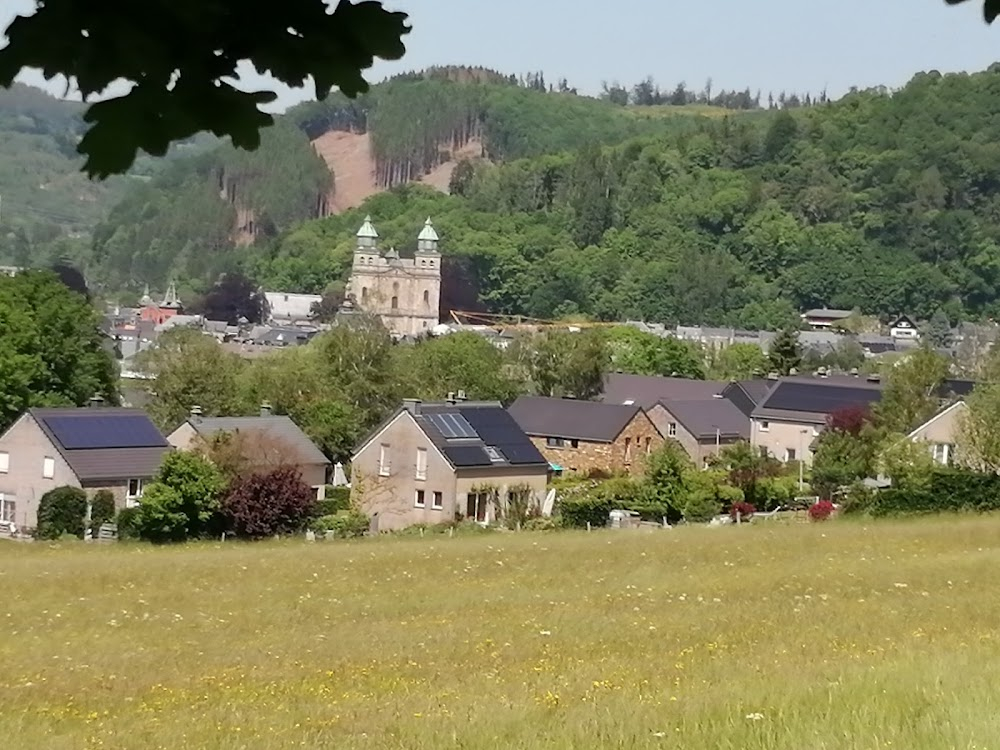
[246,67,1000,326]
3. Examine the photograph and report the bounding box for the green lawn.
[2,516,999,749]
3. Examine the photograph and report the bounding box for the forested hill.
[245,65,1000,327]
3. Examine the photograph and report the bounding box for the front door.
[466,493,488,523]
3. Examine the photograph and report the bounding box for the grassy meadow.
[2,517,1000,749]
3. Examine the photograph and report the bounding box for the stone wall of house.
[533,411,664,476]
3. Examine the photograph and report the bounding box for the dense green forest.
[246,65,1000,326]
[9,65,1000,325]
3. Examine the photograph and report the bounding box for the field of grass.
[2,516,1000,749]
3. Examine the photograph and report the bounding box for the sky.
[4,0,1000,111]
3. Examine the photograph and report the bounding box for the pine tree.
[925,309,952,348]
[768,328,803,375]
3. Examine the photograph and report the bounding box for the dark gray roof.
[723,380,773,417]
[31,407,170,482]
[186,416,329,466]
[601,373,726,410]
[660,398,750,440]
[414,402,547,468]
[752,378,883,424]
[804,308,854,319]
[508,396,641,443]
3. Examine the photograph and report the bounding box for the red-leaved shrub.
[730,501,756,522]
[808,499,835,521]
[826,405,871,437]
[222,466,316,539]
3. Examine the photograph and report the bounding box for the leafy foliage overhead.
[0,0,410,177]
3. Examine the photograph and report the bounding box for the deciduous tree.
[222,466,316,538]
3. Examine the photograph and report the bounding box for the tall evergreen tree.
[768,328,803,376]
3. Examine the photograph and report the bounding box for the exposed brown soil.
[310,130,486,214]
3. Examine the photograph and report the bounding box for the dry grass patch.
[2,516,1000,748]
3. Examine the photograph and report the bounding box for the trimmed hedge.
[314,487,352,517]
[36,486,88,540]
[90,490,116,532]
[872,469,1000,516]
[116,507,141,540]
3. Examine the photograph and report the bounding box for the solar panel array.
[461,408,546,465]
[764,383,882,414]
[45,415,166,450]
[443,445,492,467]
[427,412,477,439]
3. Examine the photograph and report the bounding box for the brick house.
[0,407,171,531]
[351,399,549,531]
[507,396,664,475]
[647,398,749,468]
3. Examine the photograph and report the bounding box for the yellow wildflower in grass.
[0,516,999,747]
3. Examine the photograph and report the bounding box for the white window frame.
[414,489,425,508]
[668,422,677,437]
[415,447,427,480]
[378,444,391,476]
[432,491,443,510]
[42,456,55,479]
[0,495,14,523]
[126,478,144,507]
[0,451,8,474]
[786,448,797,463]
[759,421,770,433]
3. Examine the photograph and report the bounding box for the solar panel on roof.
[428,412,477,439]
[443,445,492,466]
[427,413,457,438]
[496,443,546,465]
[45,415,166,450]
[764,383,882,414]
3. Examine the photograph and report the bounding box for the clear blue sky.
[4,0,1000,110]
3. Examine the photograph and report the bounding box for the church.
[345,216,442,336]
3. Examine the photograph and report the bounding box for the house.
[167,406,330,496]
[351,398,549,531]
[138,282,184,326]
[908,400,966,466]
[890,314,919,340]
[0,407,170,531]
[647,398,750,467]
[600,373,727,410]
[750,375,884,464]
[801,308,854,330]
[508,396,664,475]
[263,292,323,325]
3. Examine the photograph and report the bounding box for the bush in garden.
[311,509,370,538]
[90,490,116,532]
[682,493,721,523]
[136,451,227,542]
[35,486,88,540]
[809,499,835,521]
[729,501,756,522]
[115,507,141,540]
[314,486,352,517]
[223,466,317,539]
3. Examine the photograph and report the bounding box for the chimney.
[190,405,203,420]
[446,391,456,405]
[456,389,467,402]
[260,401,272,417]
[88,394,105,408]
[403,398,421,415]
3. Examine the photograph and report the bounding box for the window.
[361,287,369,302]
[0,495,13,524]
[415,489,426,508]
[645,437,652,455]
[786,448,797,462]
[391,295,399,310]
[759,420,770,432]
[126,479,144,507]
[378,444,391,476]
[423,289,430,307]
[0,451,8,473]
[432,491,443,510]
[624,437,632,464]
[546,437,565,448]
[668,422,677,437]
[484,446,503,462]
[42,456,55,479]
[932,443,954,465]
[415,448,427,480]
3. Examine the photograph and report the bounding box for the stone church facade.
[346,216,442,336]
